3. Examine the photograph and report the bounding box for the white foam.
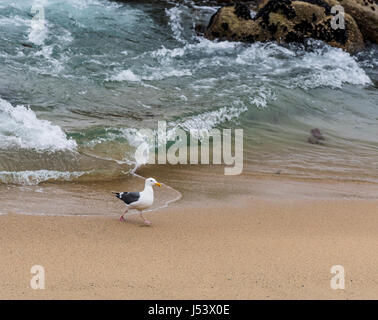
[28,0,49,46]
[246,41,373,89]
[57,28,73,43]
[110,69,140,82]
[151,38,239,61]
[144,68,192,80]
[0,170,86,186]
[34,45,66,73]
[110,37,239,83]
[169,100,248,138]
[0,98,77,152]
[109,68,192,82]
[235,42,295,66]
[65,0,121,10]
[284,45,372,89]
[249,87,276,108]
[166,6,186,44]
[0,15,30,27]
[157,39,372,90]
[28,22,48,46]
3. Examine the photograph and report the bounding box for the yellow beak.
[155,182,161,187]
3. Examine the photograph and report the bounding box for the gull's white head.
[145,177,161,187]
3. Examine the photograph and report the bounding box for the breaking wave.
[0,98,77,152]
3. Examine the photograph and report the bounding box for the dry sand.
[1,181,378,299]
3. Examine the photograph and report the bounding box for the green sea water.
[0,0,377,188]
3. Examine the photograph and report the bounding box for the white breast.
[130,186,154,210]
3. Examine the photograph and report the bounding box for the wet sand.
[1,178,378,299]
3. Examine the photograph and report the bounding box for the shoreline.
[1,178,378,299]
[2,169,378,216]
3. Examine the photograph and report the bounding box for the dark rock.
[21,43,33,48]
[234,3,253,19]
[195,23,207,35]
[258,0,378,44]
[323,0,378,44]
[308,128,325,144]
[311,128,325,140]
[205,0,365,53]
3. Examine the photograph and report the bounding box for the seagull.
[113,177,161,225]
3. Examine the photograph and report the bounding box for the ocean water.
[0,0,377,200]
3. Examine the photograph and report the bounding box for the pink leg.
[140,213,151,225]
[119,207,128,222]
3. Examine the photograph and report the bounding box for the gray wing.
[114,192,140,205]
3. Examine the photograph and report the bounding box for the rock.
[324,0,378,44]
[21,43,34,48]
[308,136,324,144]
[205,4,258,41]
[191,1,258,35]
[195,23,208,36]
[205,0,365,53]
[259,0,378,44]
[308,128,325,144]
[311,128,325,140]
[257,0,271,9]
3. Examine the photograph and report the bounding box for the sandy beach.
[1,178,378,300]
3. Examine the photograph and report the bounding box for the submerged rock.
[308,128,325,144]
[205,0,365,53]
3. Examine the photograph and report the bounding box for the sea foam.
[0,98,77,152]
[0,170,86,185]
